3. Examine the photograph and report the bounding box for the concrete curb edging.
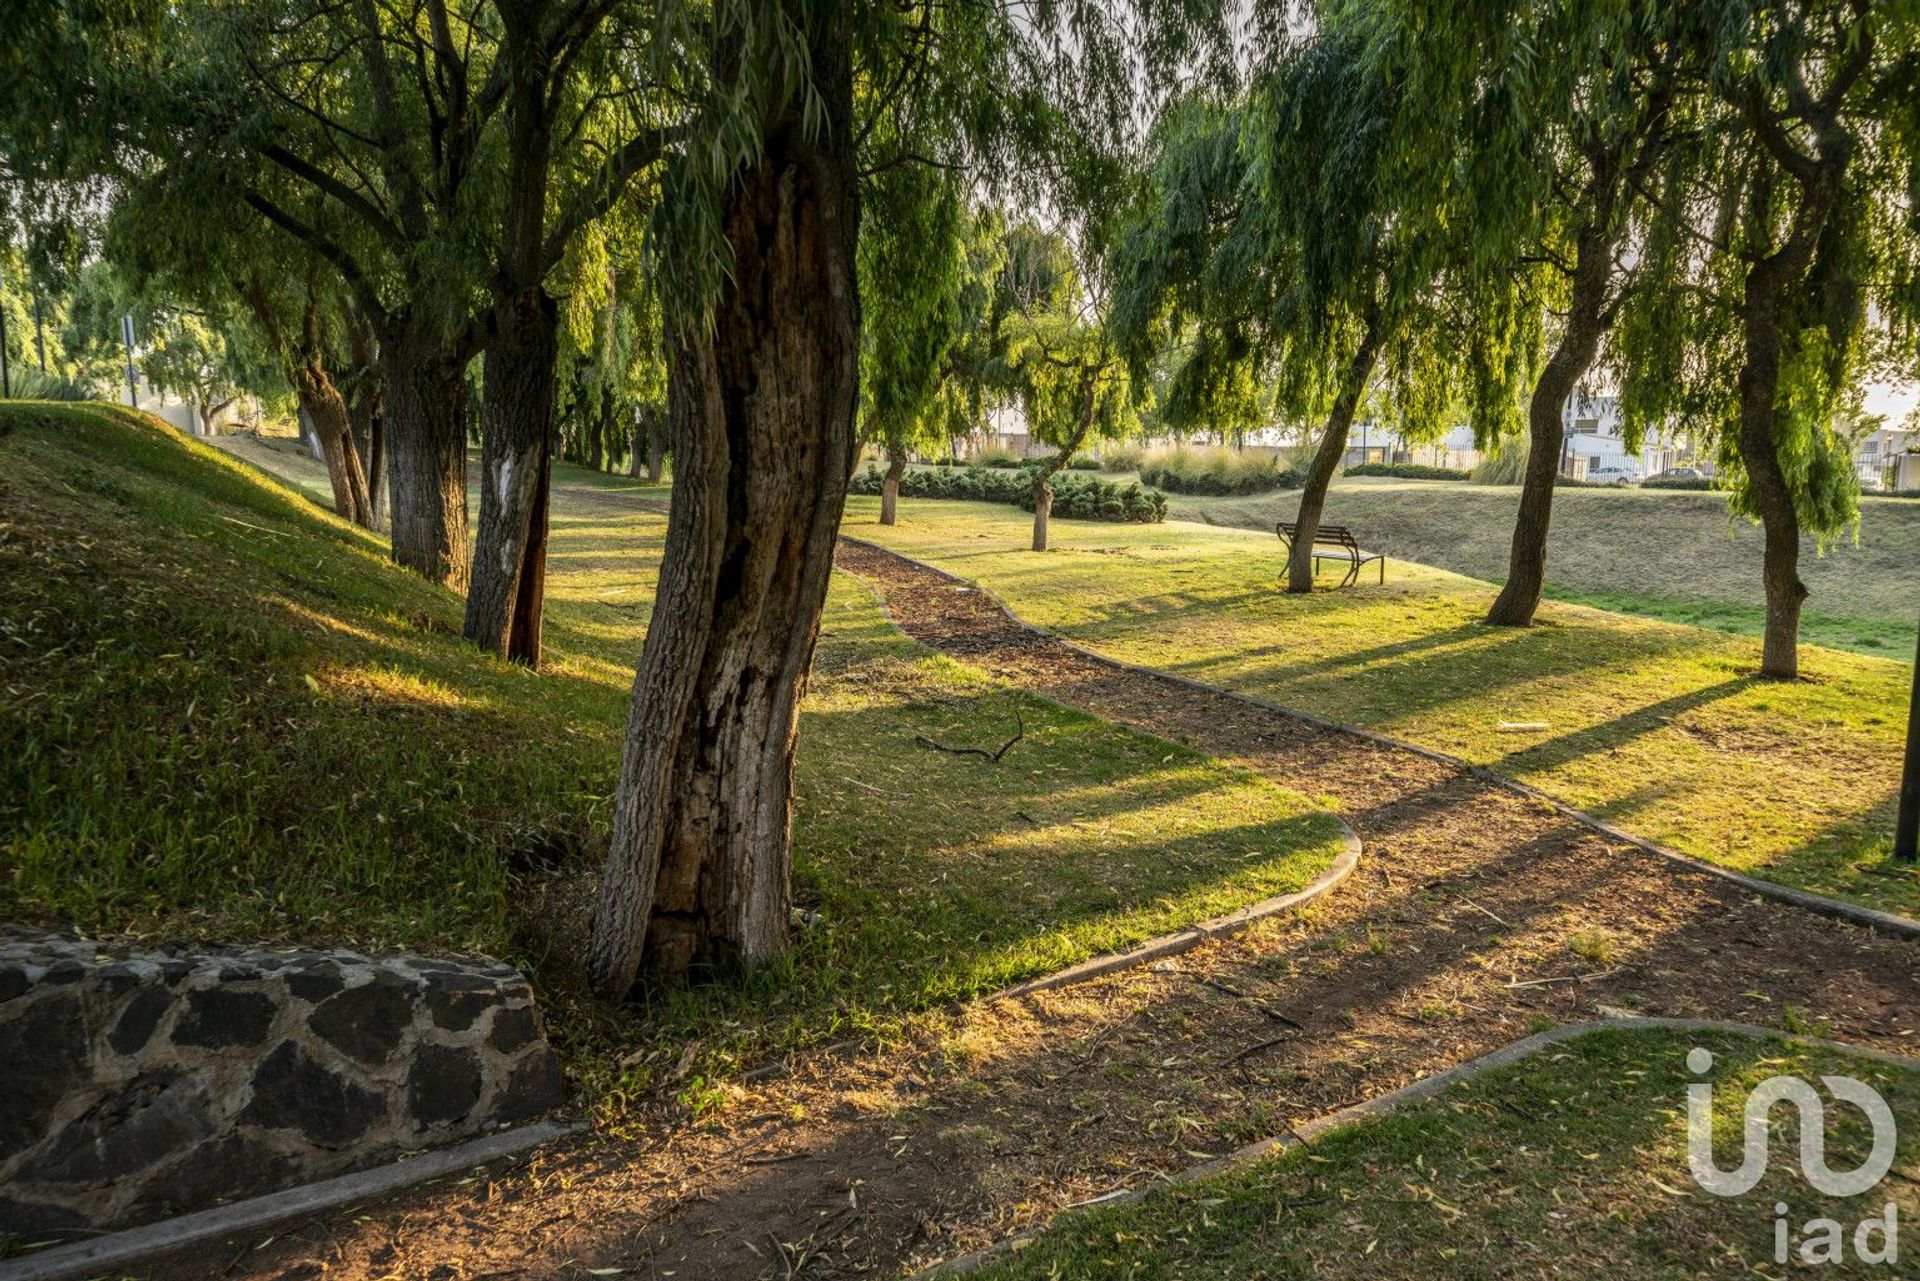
[837,564,1366,1007]
[838,535,1920,945]
[0,1121,584,1281]
[988,826,1363,1004]
[913,1017,1920,1277]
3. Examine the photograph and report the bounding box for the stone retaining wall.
[0,926,565,1233]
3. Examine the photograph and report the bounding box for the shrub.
[3,369,95,402]
[1344,462,1470,481]
[969,444,1024,469]
[1641,476,1716,491]
[1139,445,1300,495]
[1471,437,1527,485]
[849,464,1165,522]
[1065,456,1101,471]
[1096,442,1147,472]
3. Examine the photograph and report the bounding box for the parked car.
[1587,466,1638,486]
[1649,466,1707,482]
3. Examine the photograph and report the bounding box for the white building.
[1855,425,1918,492]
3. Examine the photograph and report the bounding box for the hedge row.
[850,464,1167,522]
[1343,462,1470,481]
[1640,476,1717,491]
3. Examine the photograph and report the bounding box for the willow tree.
[587,0,1236,997]
[1364,0,1684,627]
[858,162,965,525]
[1616,0,1918,678]
[1005,222,1140,550]
[1114,22,1493,593]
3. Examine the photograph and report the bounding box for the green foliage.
[850,463,1166,522]
[1641,476,1717,492]
[1096,441,1147,472]
[1140,445,1301,496]
[1344,463,1470,481]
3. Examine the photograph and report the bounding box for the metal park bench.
[1274,521,1386,587]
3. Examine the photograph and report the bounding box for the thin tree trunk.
[646,408,666,483]
[349,386,387,530]
[588,3,859,997]
[627,412,644,477]
[1287,314,1382,592]
[1736,254,1807,679]
[880,443,905,525]
[295,363,373,526]
[1030,368,1097,552]
[1486,224,1613,626]
[380,316,473,587]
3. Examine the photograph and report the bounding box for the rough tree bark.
[1485,222,1613,626]
[1287,313,1382,592]
[464,3,562,664]
[587,3,860,998]
[880,443,905,525]
[294,360,373,526]
[1736,248,1810,679]
[380,314,474,587]
[349,385,387,531]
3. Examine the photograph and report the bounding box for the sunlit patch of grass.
[967,1028,1920,1280]
[2,403,1346,1112]
[843,498,1917,917]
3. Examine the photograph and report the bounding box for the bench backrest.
[1276,521,1360,550]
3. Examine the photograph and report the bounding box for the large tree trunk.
[1486,224,1613,626]
[380,316,473,587]
[465,8,562,663]
[1287,315,1382,592]
[588,4,860,998]
[879,443,905,525]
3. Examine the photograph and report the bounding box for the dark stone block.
[158,959,193,986]
[283,963,345,1003]
[17,1071,213,1183]
[42,960,86,985]
[307,973,415,1064]
[132,1134,296,1216]
[0,964,28,1004]
[96,963,145,996]
[408,1044,482,1128]
[494,1050,565,1122]
[109,986,174,1056]
[425,973,492,1032]
[0,993,90,1160]
[172,987,275,1049]
[486,1005,538,1054]
[218,963,262,983]
[0,1194,92,1234]
[240,1041,385,1147]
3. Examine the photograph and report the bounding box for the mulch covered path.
[149,538,1920,1281]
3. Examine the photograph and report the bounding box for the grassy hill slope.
[0,403,1345,1100]
[1162,479,1920,656]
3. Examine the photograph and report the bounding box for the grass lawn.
[1154,476,1920,658]
[843,499,1918,916]
[0,404,1346,1110]
[968,1025,1920,1280]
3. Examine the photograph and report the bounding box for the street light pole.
[1898,617,1919,862]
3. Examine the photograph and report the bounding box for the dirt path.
[146,538,1920,1281]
